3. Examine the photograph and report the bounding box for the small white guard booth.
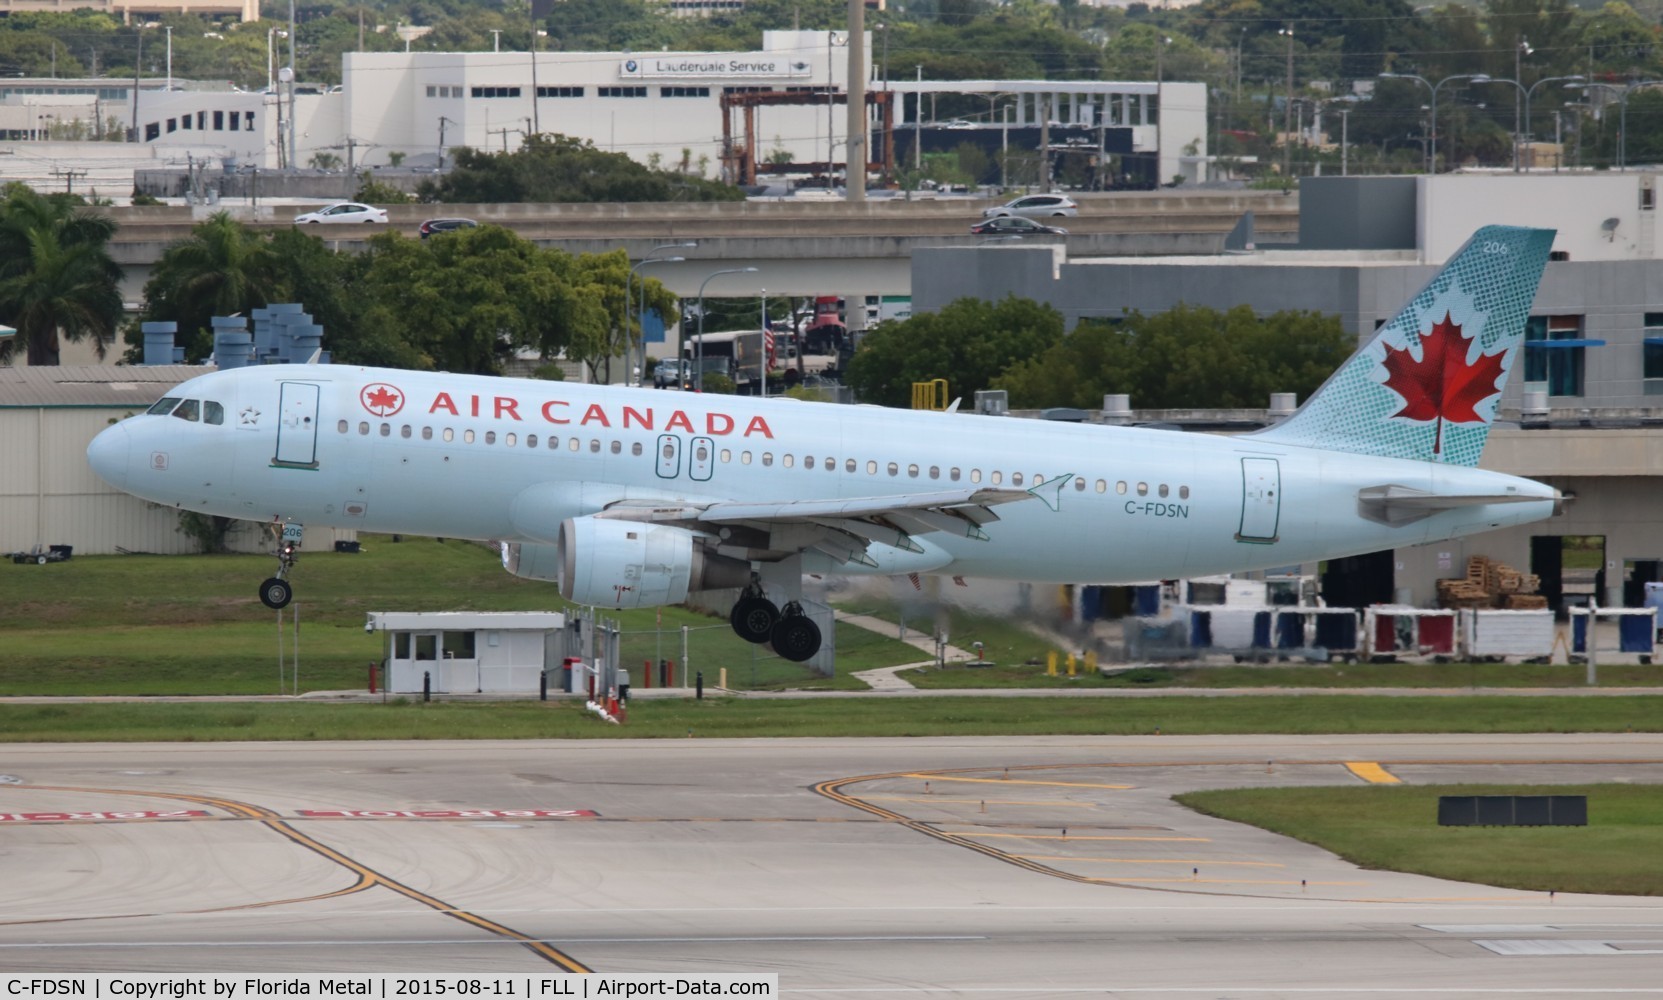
[366,612,568,694]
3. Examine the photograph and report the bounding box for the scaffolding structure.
[719,89,896,187]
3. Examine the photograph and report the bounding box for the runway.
[2,734,1662,996]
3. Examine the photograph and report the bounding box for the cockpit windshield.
[146,397,225,424]
[147,397,182,416]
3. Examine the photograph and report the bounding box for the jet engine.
[553,516,750,609]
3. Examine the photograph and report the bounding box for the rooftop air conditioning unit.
[974,389,1008,416]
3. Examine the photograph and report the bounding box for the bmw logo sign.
[625,59,638,73]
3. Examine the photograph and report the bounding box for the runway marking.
[949,832,1209,842]
[1016,855,1283,867]
[864,796,1099,808]
[903,773,1133,790]
[1346,761,1403,784]
[1090,877,1370,886]
[0,783,590,972]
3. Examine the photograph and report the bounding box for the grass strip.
[0,694,1660,742]
[1177,784,1663,896]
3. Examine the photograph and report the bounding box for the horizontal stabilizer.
[1356,483,1559,526]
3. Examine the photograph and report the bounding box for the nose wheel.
[259,530,299,610]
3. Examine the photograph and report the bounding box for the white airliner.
[88,226,1561,661]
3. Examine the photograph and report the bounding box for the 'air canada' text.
[426,393,775,439]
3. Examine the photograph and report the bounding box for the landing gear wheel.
[259,577,293,610]
[730,596,779,644]
[771,614,822,662]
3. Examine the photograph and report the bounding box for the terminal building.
[912,172,1663,612]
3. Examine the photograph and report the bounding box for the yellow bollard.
[1047,651,1057,676]
[1085,650,1098,672]
[719,667,728,690]
[1067,653,1077,677]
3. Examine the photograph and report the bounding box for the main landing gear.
[259,536,298,610]
[729,579,822,662]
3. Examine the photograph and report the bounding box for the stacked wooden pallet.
[1436,556,1543,609]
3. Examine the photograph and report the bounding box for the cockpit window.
[204,401,225,425]
[172,399,201,422]
[148,397,182,416]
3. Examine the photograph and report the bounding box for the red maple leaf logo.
[1380,314,1506,456]
[360,383,404,417]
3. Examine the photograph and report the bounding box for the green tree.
[0,185,123,365]
[138,212,278,361]
[844,296,1064,407]
[418,133,745,203]
[993,304,1353,410]
[353,225,609,375]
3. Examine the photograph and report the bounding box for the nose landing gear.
[259,524,301,610]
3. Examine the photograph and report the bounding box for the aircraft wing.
[1357,484,1562,526]
[592,487,1038,567]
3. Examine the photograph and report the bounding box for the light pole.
[164,26,172,93]
[1580,81,1659,171]
[695,267,759,392]
[627,242,697,387]
[1486,74,1585,170]
[1379,71,1490,172]
[1340,106,1351,175]
[437,116,455,170]
[1279,25,1294,181]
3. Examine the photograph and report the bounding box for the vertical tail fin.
[1249,225,1555,467]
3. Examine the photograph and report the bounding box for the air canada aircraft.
[88,226,1560,662]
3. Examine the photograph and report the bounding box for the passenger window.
[569,438,580,452]
[1116,481,1127,495]
[804,456,814,469]
[172,399,200,422]
[358,421,370,435]
[484,431,496,445]
[443,428,454,442]
[1137,482,1148,496]
[867,460,877,475]
[695,443,708,461]
[908,464,919,478]
[1074,477,1085,491]
[662,443,674,460]
[464,429,476,444]
[970,469,981,484]
[506,432,517,447]
[929,466,940,479]
[1159,484,1169,498]
[526,434,537,447]
[337,420,349,433]
[546,436,558,449]
[612,440,622,455]
[590,439,600,453]
[950,467,961,481]
[762,453,773,467]
[887,462,898,476]
[632,442,643,456]
[991,471,1003,485]
[422,427,433,440]
[741,451,752,465]
[721,449,731,463]
[204,401,225,425]
[783,454,795,468]
[380,423,391,437]
[1095,480,1106,493]
[401,425,412,439]
[1179,485,1190,499]
[846,459,856,473]
[1011,472,1023,485]
[148,397,182,416]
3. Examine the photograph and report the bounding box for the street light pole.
[1279,25,1294,181]
[695,267,759,393]
[1341,107,1351,175]
[1379,71,1490,173]
[626,242,697,387]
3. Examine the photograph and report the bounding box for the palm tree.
[0,185,123,366]
[140,211,279,359]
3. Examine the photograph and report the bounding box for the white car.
[293,202,388,225]
[981,194,1079,219]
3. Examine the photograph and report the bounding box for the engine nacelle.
[500,541,562,582]
[555,516,750,608]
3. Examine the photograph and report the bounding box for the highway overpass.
[105,190,1299,304]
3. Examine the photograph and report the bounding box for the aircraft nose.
[86,422,130,490]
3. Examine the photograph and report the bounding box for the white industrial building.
[107,30,1206,186]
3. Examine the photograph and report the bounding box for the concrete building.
[911,173,1663,612]
[0,0,257,21]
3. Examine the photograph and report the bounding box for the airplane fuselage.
[88,363,1557,584]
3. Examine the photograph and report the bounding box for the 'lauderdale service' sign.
[620,55,812,79]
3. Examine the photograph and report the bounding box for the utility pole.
[1515,36,1532,172]
[844,0,866,201]
[438,116,454,169]
[529,7,541,134]
[165,26,172,93]
[131,26,142,142]
[288,0,298,173]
